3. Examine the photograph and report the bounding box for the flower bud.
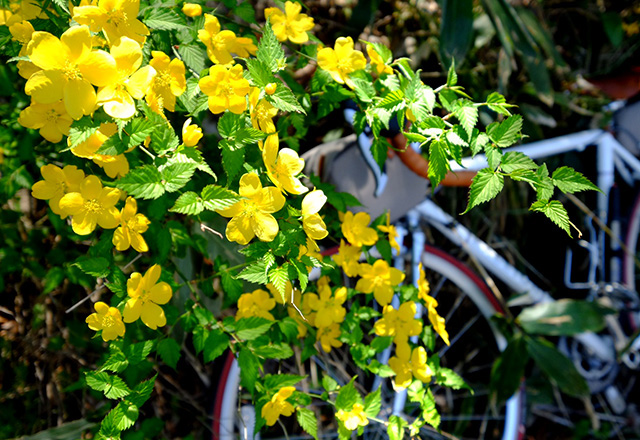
[182,118,203,147]
[182,2,202,17]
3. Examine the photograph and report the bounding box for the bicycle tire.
[623,191,640,293]
[210,244,525,440]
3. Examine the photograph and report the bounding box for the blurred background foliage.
[1,0,639,439]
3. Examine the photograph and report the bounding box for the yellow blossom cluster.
[261,386,296,426]
[305,277,347,352]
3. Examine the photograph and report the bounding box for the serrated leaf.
[454,103,478,139]
[377,89,404,111]
[446,62,458,86]
[487,115,523,148]
[144,9,187,30]
[236,128,267,145]
[237,259,269,284]
[202,184,241,212]
[257,21,285,72]
[127,375,156,408]
[435,368,472,392]
[252,342,294,359]
[220,140,245,180]
[428,140,450,188]
[238,348,260,392]
[203,329,228,363]
[387,415,407,440]
[98,403,124,437]
[101,347,129,373]
[296,408,318,440]
[160,162,196,192]
[335,380,360,410]
[85,372,131,399]
[446,130,468,147]
[157,338,181,370]
[530,200,570,236]
[116,165,165,199]
[322,375,338,393]
[235,317,274,340]
[363,389,381,418]
[173,146,216,178]
[266,86,305,114]
[116,402,138,431]
[421,387,440,429]
[150,122,180,155]
[552,166,600,194]
[264,374,304,390]
[246,58,276,88]
[72,256,110,277]
[178,44,207,75]
[67,117,103,148]
[169,191,204,215]
[501,151,537,173]
[486,92,513,116]
[192,326,208,355]
[218,112,243,139]
[124,340,155,365]
[465,169,504,213]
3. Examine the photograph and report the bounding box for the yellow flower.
[418,264,450,345]
[317,322,342,352]
[249,87,277,133]
[9,20,40,79]
[31,164,85,218]
[373,301,422,345]
[197,13,257,65]
[199,64,251,114]
[262,133,308,195]
[123,264,173,329]
[366,45,393,76]
[332,239,362,278]
[355,259,405,306]
[18,100,73,143]
[113,196,150,252]
[299,236,323,262]
[261,386,296,426]
[236,289,276,321]
[181,2,202,17]
[216,173,285,245]
[70,122,130,178]
[377,212,400,254]
[182,118,203,147]
[1,0,46,27]
[264,1,314,44]
[58,175,121,235]
[308,284,347,329]
[86,301,126,341]
[146,51,186,114]
[24,26,117,120]
[72,0,150,45]
[97,37,156,119]
[388,343,433,390]
[301,189,328,242]
[317,37,366,89]
[336,403,369,431]
[341,211,378,247]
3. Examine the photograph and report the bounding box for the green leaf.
[246,58,275,88]
[150,122,179,156]
[446,61,458,87]
[144,9,187,30]
[428,140,450,188]
[253,342,294,359]
[220,140,245,181]
[236,128,267,145]
[203,329,229,363]
[421,387,440,429]
[335,380,360,410]
[98,403,124,437]
[490,332,528,403]
[454,102,478,139]
[72,256,110,278]
[486,92,513,116]
[487,115,523,148]
[127,375,156,408]
[116,165,165,200]
[67,117,102,149]
[101,347,129,373]
[352,77,375,103]
[235,317,274,341]
[363,389,381,418]
[173,146,216,178]
[530,199,570,236]
[160,162,196,193]
[436,368,473,392]
[178,44,207,75]
[169,191,204,215]
[377,89,404,111]
[296,408,318,440]
[124,340,155,365]
[257,21,285,73]
[501,151,537,173]
[525,336,589,397]
[602,12,624,47]
[518,299,615,336]
[266,86,306,114]
[465,169,504,213]
[157,338,181,370]
[233,1,257,24]
[387,415,407,440]
[237,259,269,284]
[322,375,338,393]
[439,0,473,70]
[201,185,241,212]
[238,348,261,392]
[218,112,242,139]
[115,402,138,431]
[268,265,289,302]
[85,372,131,399]
[446,130,468,147]
[552,166,600,194]
[371,137,390,172]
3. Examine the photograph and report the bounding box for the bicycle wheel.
[623,191,640,293]
[210,244,524,440]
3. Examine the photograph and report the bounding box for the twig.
[201,223,224,239]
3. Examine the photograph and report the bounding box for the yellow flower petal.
[64,78,96,120]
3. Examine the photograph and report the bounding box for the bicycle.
[210,100,640,439]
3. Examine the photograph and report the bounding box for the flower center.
[83,198,102,213]
[337,57,353,74]
[220,82,234,97]
[102,314,116,328]
[46,109,59,123]
[108,9,128,28]
[63,60,82,81]
[241,200,259,217]
[126,217,139,231]
[155,70,171,89]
